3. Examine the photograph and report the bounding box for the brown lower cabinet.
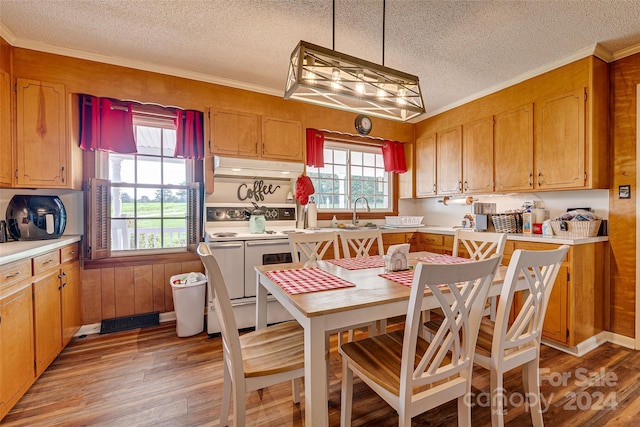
[417,233,606,347]
[0,242,82,420]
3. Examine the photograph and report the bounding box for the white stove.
[204,203,302,334]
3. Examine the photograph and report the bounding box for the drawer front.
[382,233,406,245]
[419,233,444,246]
[33,250,61,275]
[0,258,33,288]
[61,242,80,263]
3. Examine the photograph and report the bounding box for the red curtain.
[306,128,325,168]
[381,141,407,173]
[174,110,205,160]
[78,94,137,153]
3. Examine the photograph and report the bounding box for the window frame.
[305,140,399,220]
[84,104,203,262]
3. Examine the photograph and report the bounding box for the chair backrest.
[197,243,244,379]
[401,256,501,393]
[339,229,384,258]
[288,231,340,262]
[492,245,569,355]
[452,229,507,260]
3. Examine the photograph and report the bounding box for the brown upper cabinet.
[534,88,586,190]
[436,125,463,195]
[208,109,303,162]
[0,71,11,187]
[413,56,609,196]
[14,78,82,190]
[494,104,534,192]
[415,133,437,197]
[462,116,494,194]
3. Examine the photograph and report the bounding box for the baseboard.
[75,311,177,337]
[542,331,635,356]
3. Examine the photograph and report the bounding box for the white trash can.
[170,272,207,337]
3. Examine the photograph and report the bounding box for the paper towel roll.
[307,199,317,229]
[534,208,546,223]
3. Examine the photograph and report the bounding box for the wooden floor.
[4,322,640,426]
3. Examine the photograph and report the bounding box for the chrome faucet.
[352,196,370,225]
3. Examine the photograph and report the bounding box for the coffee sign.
[237,180,281,202]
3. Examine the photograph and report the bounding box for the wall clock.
[354,114,372,135]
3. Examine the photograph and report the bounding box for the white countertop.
[0,235,82,266]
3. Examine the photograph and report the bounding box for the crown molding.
[0,23,282,98]
[612,42,640,61]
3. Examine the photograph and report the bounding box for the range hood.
[213,156,304,179]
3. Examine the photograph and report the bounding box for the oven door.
[244,239,292,297]
[209,241,245,299]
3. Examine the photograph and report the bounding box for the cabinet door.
[0,285,35,419]
[535,88,586,189]
[462,116,493,194]
[541,265,569,344]
[436,126,462,194]
[261,116,303,161]
[210,109,259,156]
[15,79,67,188]
[0,71,11,187]
[494,104,533,192]
[33,271,63,376]
[415,134,437,197]
[61,261,82,346]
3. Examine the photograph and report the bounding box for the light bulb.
[397,87,407,105]
[355,71,365,94]
[331,68,341,90]
[303,56,316,84]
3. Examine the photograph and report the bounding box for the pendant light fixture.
[284,0,424,122]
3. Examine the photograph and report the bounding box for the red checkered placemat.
[326,256,385,270]
[265,268,356,295]
[417,254,473,264]
[380,255,473,287]
[379,270,415,287]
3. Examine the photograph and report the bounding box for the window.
[87,110,202,259]
[108,124,190,252]
[306,142,391,210]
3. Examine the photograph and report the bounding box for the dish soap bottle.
[331,215,338,228]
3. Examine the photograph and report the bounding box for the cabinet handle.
[61,166,65,183]
[5,271,21,279]
[432,184,436,193]
[537,172,542,186]
[42,259,53,265]
[62,271,68,287]
[463,181,468,191]
[58,274,63,290]
[458,181,462,191]
[528,173,533,186]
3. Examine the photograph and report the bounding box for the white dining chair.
[288,230,340,262]
[197,243,304,427]
[453,230,507,319]
[474,245,569,427]
[339,229,384,258]
[340,256,502,427]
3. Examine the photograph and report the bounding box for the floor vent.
[100,312,160,334]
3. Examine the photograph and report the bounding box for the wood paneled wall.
[81,254,204,324]
[609,52,639,338]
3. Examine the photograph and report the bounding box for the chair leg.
[234,380,247,427]
[458,395,472,427]
[340,360,354,427]
[523,360,544,427]
[220,364,231,426]
[292,378,301,404]
[490,370,506,427]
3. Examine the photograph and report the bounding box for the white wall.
[400,189,609,228]
[0,188,84,236]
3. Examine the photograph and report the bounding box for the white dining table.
[255,252,513,426]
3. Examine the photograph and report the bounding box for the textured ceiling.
[1,0,640,120]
